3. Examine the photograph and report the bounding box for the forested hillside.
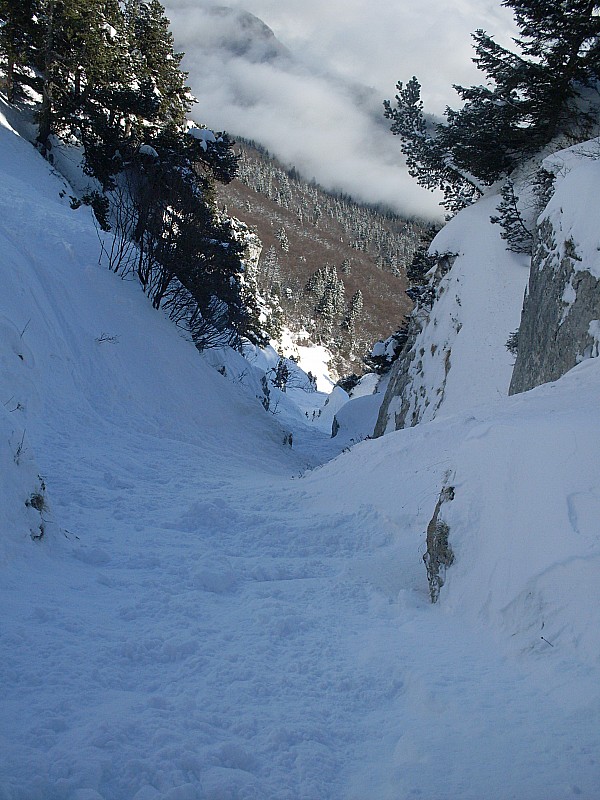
[215,139,429,375]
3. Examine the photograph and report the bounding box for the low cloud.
[165,1,516,219]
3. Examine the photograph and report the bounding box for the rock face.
[509,153,600,394]
[424,484,455,603]
[373,305,437,436]
[372,253,460,437]
[374,194,527,437]
[375,144,600,434]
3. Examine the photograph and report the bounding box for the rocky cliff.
[510,147,600,394]
[374,195,528,436]
[375,142,600,437]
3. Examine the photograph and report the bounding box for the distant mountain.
[184,5,290,63]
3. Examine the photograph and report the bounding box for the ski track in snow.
[1,102,599,800]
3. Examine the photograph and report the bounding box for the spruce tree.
[0,0,40,103]
[385,0,600,211]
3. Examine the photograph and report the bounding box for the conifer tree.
[0,0,39,103]
[385,0,600,211]
[343,289,363,341]
[489,179,533,253]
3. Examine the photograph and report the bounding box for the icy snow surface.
[541,144,600,279]
[1,101,599,800]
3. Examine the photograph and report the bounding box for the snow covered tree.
[385,0,600,211]
[489,179,534,254]
[275,225,289,253]
[271,358,290,391]
[343,289,363,341]
[260,245,281,293]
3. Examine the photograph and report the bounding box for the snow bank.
[378,194,529,433]
[541,145,600,279]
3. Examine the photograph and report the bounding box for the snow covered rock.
[375,195,528,434]
[0,406,50,554]
[510,146,600,393]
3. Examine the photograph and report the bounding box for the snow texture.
[542,142,600,279]
[1,100,599,800]
[380,195,529,433]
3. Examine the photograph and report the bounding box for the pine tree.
[275,225,289,253]
[0,0,40,103]
[384,1,600,211]
[261,245,281,292]
[383,77,483,213]
[343,289,363,341]
[489,179,533,253]
[125,0,191,132]
[35,0,116,148]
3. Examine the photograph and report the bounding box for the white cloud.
[164,0,516,219]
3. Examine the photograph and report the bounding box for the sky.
[164,0,517,219]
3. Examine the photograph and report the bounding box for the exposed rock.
[510,220,600,394]
[423,484,455,603]
[373,307,429,436]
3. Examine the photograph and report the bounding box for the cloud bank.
[164,0,516,219]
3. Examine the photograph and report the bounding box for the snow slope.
[1,101,599,800]
[377,195,529,433]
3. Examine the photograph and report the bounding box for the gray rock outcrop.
[510,218,600,394]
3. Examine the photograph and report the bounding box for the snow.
[585,319,600,359]
[382,194,529,432]
[138,143,160,159]
[187,126,217,152]
[542,143,600,278]
[330,391,381,442]
[561,274,577,324]
[348,370,380,398]
[1,99,600,800]
[277,327,336,392]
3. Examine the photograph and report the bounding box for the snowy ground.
[1,100,599,800]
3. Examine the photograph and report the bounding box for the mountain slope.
[215,139,425,373]
[1,101,600,800]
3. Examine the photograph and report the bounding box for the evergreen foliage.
[0,0,264,349]
[0,0,39,102]
[489,179,534,254]
[384,0,600,211]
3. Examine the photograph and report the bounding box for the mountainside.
[2,93,600,800]
[510,143,600,393]
[215,139,426,375]
[176,5,291,63]
[375,141,600,435]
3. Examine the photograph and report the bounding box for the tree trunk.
[37,0,56,151]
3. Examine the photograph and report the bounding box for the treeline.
[0,0,266,348]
